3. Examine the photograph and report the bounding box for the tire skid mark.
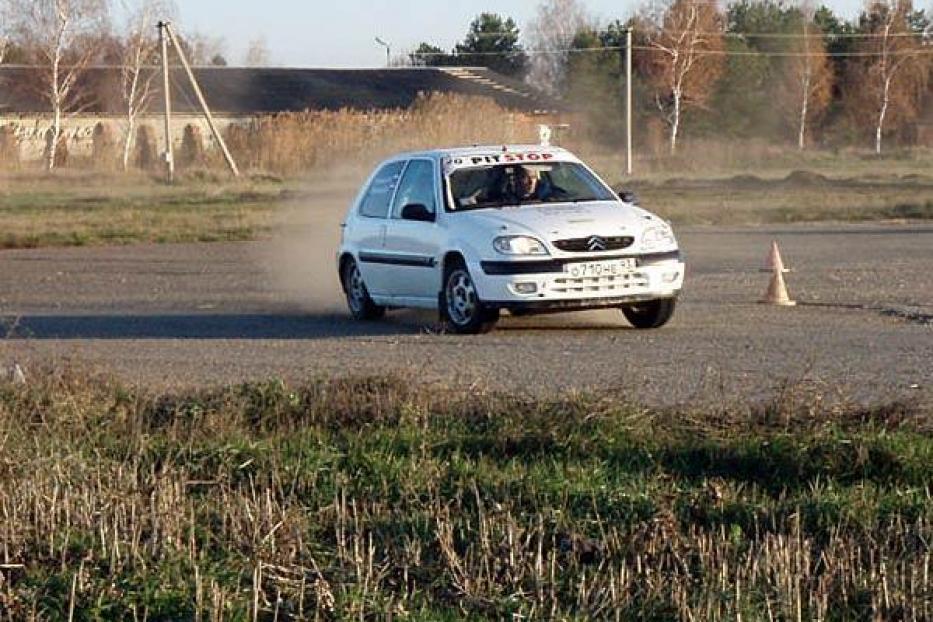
[800,302,933,326]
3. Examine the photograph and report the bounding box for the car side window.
[391,159,436,219]
[359,161,405,218]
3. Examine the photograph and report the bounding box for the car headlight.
[493,235,549,255]
[641,225,676,251]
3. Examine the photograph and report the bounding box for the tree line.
[412,0,931,154]
[0,0,928,175]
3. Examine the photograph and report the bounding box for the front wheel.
[341,258,385,321]
[621,298,676,329]
[442,263,499,334]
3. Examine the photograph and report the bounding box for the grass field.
[0,368,930,620]
[1,149,932,249]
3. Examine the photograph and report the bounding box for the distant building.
[0,66,564,161]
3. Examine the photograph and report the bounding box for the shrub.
[0,124,20,169]
[91,121,118,170]
[43,127,69,168]
[134,124,158,171]
[179,123,205,168]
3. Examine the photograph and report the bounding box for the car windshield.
[447,162,618,211]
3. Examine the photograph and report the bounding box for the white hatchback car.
[337,146,684,334]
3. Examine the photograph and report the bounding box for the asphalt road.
[1,223,931,409]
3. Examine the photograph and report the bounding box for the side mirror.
[401,203,435,222]
[619,190,639,205]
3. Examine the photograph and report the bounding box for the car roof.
[385,145,578,162]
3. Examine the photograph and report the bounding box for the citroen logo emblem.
[587,236,607,251]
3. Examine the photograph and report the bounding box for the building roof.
[0,66,562,116]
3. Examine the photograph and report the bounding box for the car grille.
[551,272,649,294]
[553,236,635,253]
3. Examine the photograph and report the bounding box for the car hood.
[455,201,662,240]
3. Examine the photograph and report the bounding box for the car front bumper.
[471,251,685,310]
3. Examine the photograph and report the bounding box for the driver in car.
[512,166,567,203]
[460,165,566,208]
[514,166,540,199]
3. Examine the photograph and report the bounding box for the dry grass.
[222,93,541,176]
[0,95,931,249]
[0,170,286,248]
[622,168,933,224]
[0,366,930,619]
[1,162,929,250]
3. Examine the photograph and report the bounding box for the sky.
[176,0,872,68]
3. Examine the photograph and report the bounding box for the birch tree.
[0,1,9,63]
[643,0,726,153]
[779,3,833,149]
[244,36,270,66]
[119,0,171,171]
[526,0,590,95]
[855,0,928,153]
[9,0,108,170]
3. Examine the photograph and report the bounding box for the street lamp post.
[375,37,391,67]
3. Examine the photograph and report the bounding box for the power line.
[635,45,933,57]
[410,45,933,59]
[452,29,925,40]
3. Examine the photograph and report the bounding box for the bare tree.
[8,0,109,170]
[178,31,226,66]
[0,2,9,64]
[244,36,270,66]
[854,0,928,153]
[642,0,726,154]
[119,0,173,171]
[525,0,591,95]
[780,3,833,149]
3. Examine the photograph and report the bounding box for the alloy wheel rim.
[347,264,366,313]
[446,270,477,325]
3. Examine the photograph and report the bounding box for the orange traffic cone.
[760,270,796,306]
[761,240,790,273]
[759,241,796,306]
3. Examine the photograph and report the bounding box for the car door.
[381,158,444,301]
[351,160,405,297]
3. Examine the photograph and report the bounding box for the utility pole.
[164,23,240,177]
[158,21,174,183]
[626,27,633,177]
[375,37,391,67]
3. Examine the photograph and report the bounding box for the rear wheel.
[341,258,385,320]
[442,261,499,334]
[621,298,676,329]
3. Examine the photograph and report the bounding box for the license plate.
[565,258,636,278]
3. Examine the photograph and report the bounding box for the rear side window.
[359,161,404,218]
[392,159,436,219]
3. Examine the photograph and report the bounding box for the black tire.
[442,260,499,334]
[621,298,676,329]
[341,258,385,321]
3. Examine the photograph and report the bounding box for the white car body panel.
[338,145,685,314]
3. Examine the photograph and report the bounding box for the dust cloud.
[258,165,368,314]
